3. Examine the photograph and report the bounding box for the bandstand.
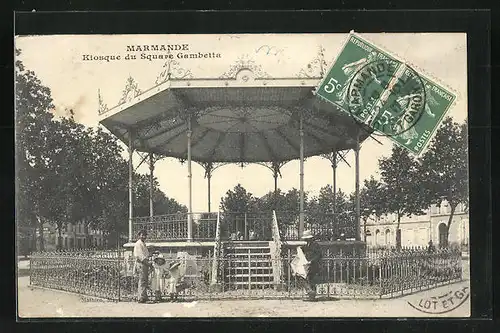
[98,57,371,290]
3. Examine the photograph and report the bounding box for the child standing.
[151,253,168,302]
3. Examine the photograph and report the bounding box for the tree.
[358,176,385,242]
[418,118,468,247]
[305,186,355,240]
[219,184,259,237]
[308,186,350,223]
[379,145,428,249]
[44,116,95,249]
[85,127,129,247]
[16,50,186,250]
[256,188,302,223]
[219,184,258,213]
[15,49,55,251]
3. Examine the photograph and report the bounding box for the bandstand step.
[225,259,272,264]
[227,273,274,278]
[225,252,271,257]
[224,241,271,248]
[227,266,273,270]
[222,240,278,290]
[229,281,275,285]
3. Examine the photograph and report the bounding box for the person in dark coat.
[428,240,436,253]
[299,230,322,301]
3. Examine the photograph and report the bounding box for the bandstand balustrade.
[131,211,357,242]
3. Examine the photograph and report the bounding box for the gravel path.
[18,276,470,318]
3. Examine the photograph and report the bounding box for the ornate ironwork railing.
[132,212,217,241]
[131,210,357,242]
[30,250,124,301]
[277,211,357,241]
[218,212,273,241]
[192,212,218,241]
[29,247,462,301]
[132,213,188,241]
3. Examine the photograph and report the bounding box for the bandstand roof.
[98,68,371,163]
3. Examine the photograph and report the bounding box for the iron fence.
[277,211,357,241]
[29,247,462,301]
[29,250,124,301]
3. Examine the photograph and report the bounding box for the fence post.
[326,249,330,297]
[248,251,251,292]
[29,254,32,286]
[118,253,121,302]
[287,248,291,295]
[379,258,382,298]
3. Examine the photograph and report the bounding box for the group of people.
[133,230,183,303]
[133,228,323,303]
[230,229,257,241]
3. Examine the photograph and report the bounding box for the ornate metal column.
[128,130,134,242]
[332,152,337,215]
[149,153,154,219]
[206,163,212,213]
[299,115,305,238]
[272,162,280,209]
[255,161,288,210]
[355,133,361,241]
[187,117,193,242]
[200,162,227,213]
[321,150,351,223]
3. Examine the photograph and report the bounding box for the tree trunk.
[396,213,402,250]
[36,216,44,252]
[84,219,91,249]
[363,217,367,242]
[445,204,457,248]
[57,225,62,250]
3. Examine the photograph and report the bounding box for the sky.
[14,33,467,213]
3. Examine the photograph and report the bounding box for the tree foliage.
[358,176,385,241]
[16,49,56,250]
[15,50,185,250]
[219,184,258,213]
[418,117,468,246]
[378,145,428,248]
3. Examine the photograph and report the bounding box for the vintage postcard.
[15,32,469,318]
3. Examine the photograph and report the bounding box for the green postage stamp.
[316,32,457,155]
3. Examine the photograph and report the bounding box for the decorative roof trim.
[118,76,142,106]
[219,55,271,79]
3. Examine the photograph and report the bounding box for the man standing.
[133,230,150,303]
[299,230,322,301]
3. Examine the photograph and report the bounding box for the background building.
[364,201,469,250]
[17,222,107,253]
